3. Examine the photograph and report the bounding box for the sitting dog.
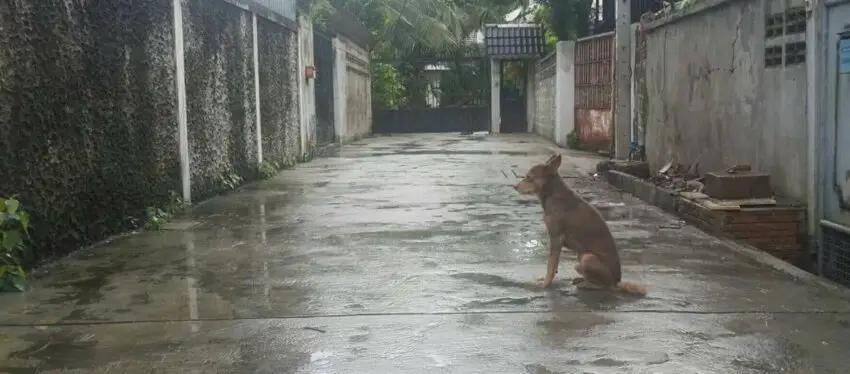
[513,154,647,295]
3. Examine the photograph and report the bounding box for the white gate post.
[252,13,263,163]
[554,41,576,147]
[490,58,501,134]
[172,0,191,204]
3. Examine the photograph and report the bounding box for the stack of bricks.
[677,197,807,265]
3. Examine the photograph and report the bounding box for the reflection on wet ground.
[1,133,849,373]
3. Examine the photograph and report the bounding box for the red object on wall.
[305,66,316,80]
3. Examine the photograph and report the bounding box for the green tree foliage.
[534,0,594,42]
[0,197,31,292]
[311,0,522,58]
[372,62,408,109]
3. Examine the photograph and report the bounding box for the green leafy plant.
[280,156,298,169]
[372,62,408,110]
[167,190,187,214]
[142,191,186,231]
[258,160,281,180]
[1,197,31,292]
[144,206,172,230]
[566,130,581,150]
[222,173,244,190]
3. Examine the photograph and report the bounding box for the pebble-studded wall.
[0,0,180,261]
[182,0,258,200]
[257,16,300,165]
[0,0,302,262]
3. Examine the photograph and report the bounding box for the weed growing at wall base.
[143,191,186,231]
[258,160,282,180]
[222,173,244,190]
[567,130,580,150]
[0,197,32,292]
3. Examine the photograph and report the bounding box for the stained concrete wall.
[339,36,372,142]
[532,53,557,141]
[641,0,809,200]
[298,15,317,154]
[0,0,301,260]
[529,41,575,147]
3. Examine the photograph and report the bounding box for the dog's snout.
[511,184,519,190]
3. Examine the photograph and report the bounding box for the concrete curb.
[603,170,850,294]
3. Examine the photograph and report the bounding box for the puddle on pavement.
[593,203,654,221]
[458,296,545,309]
[556,289,643,310]
[524,363,559,374]
[355,150,538,157]
[450,272,539,291]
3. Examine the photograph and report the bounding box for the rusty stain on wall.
[574,32,614,151]
[576,108,611,151]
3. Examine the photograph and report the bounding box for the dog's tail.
[613,281,648,296]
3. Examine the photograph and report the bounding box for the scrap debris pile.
[649,162,756,194]
[649,161,704,193]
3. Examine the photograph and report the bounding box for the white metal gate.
[819,0,850,284]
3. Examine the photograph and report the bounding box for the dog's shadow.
[553,285,643,310]
[450,272,642,310]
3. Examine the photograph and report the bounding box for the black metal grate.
[821,225,850,286]
[785,41,806,66]
[765,46,783,68]
[313,31,336,147]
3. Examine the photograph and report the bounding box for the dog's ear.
[545,154,562,170]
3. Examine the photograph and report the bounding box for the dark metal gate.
[371,56,491,134]
[314,32,335,146]
[499,60,528,133]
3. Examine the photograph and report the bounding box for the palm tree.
[311,0,524,58]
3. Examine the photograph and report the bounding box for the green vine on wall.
[1,197,32,292]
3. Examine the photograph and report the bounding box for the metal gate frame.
[371,56,492,134]
[313,31,336,146]
[574,32,614,151]
[817,0,850,286]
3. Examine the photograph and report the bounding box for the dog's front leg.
[537,239,562,288]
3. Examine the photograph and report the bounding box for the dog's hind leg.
[574,253,615,290]
[571,263,585,285]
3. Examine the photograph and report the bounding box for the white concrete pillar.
[614,0,632,158]
[297,15,316,155]
[806,1,825,240]
[629,22,638,143]
[332,37,347,142]
[490,58,501,134]
[172,0,191,204]
[252,13,263,163]
[297,16,306,154]
[526,63,535,133]
[554,41,576,147]
[365,55,373,135]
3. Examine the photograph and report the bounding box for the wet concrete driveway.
[2,133,850,373]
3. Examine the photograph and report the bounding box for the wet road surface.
[1,133,850,373]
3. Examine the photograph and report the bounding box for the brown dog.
[513,154,647,295]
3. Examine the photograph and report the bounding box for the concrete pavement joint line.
[2,310,850,328]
